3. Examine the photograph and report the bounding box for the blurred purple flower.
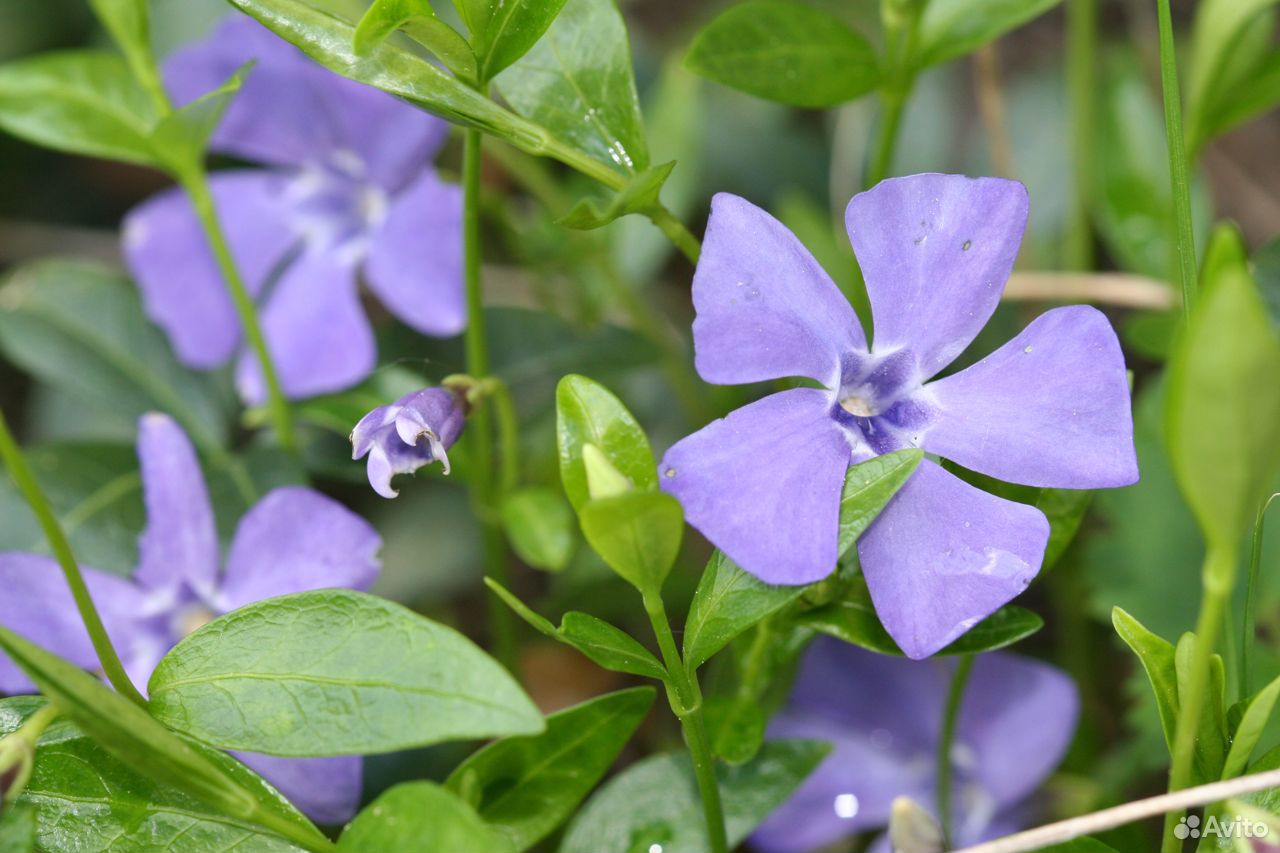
[660,173,1138,659]
[123,16,464,404]
[751,639,1078,853]
[0,413,381,823]
[351,387,466,498]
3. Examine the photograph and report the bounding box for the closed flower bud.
[351,387,466,498]
[0,734,34,809]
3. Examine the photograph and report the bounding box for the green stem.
[648,205,701,265]
[488,379,520,496]
[180,171,297,452]
[938,653,976,849]
[0,411,146,707]
[865,88,909,189]
[643,592,728,853]
[1066,0,1098,270]
[1163,546,1235,852]
[1154,0,1198,317]
[1242,494,1280,699]
[463,128,517,671]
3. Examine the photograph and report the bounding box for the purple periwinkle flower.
[660,174,1138,659]
[123,17,464,404]
[351,387,466,498]
[751,639,1078,853]
[0,413,381,822]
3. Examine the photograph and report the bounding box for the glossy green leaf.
[494,0,648,175]
[353,0,477,83]
[445,688,654,850]
[0,803,35,853]
[148,590,544,756]
[835,449,923,555]
[1037,487,1094,572]
[578,491,683,595]
[1223,674,1280,779]
[682,551,805,672]
[705,695,765,765]
[0,261,230,451]
[803,574,1043,657]
[86,0,155,86]
[685,0,878,108]
[501,487,575,571]
[913,0,1063,69]
[337,782,513,853]
[1113,607,1180,755]
[0,50,159,166]
[556,374,656,511]
[1165,266,1280,550]
[151,64,249,177]
[0,631,326,850]
[559,740,829,853]
[558,161,675,230]
[470,0,570,82]
[1174,632,1228,783]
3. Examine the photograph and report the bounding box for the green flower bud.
[582,443,633,499]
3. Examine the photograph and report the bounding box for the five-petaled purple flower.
[0,413,381,822]
[660,173,1138,659]
[751,639,1078,853]
[351,387,467,498]
[124,16,464,404]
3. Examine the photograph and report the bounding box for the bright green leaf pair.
[1186,0,1280,155]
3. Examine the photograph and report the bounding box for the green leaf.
[0,261,230,451]
[705,695,765,765]
[558,161,675,230]
[685,0,879,108]
[501,487,575,571]
[1196,48,1280,147]
[1037,487,1095,572]
[445,688,655,850]
[578,491,683,595]
[581,443,634,499]
[0,803,35,853]
[0,630,325,850]
[1223,674,1280,779]
[835,449,923,555]
[353,0,478,84]
[682,551,805,672]
[1186,0,1279,151]
[471,0,570,82]
[337,782,513,853]
[803,574,1043,656]
[556,374,656,512]
[1165,265,1280,550]
[151,64,250,177]
[913,0,1063,69]
[559,740,829,852]
[494,0,648,175]
[86,0,155,88]
[148,589,545,756]
[1113,607,1180,755]
[1174,632,1228,783]
[0,50,159,166]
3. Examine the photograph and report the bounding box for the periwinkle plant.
[0,1,1277,853]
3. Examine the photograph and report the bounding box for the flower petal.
[364,170,465,337]
[659,388,852,585]
[218,487,380,611]
[959,653,1078,808]
[233,753,362,825]
[857,460,1047,659]
[0,555,148,693]
[122,172,294,369]
[691,193,864,387]
[922,306,1139,488]
[134,413,219,597]
[235,249,375,404]
[845,174,1028,379]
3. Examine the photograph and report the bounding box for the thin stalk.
[643,592,728,853]
[0,411,146,706]
[463,128,517,671]
[865,89,908,189]
[1162,546,1235,852]
[1154,0,1199,317]
[1066,0,1098,270]
[180,171,297,452]
[1242,494,1280,698]
[648,205,700,265]
[488,379,520,496]
[937,653,976,848]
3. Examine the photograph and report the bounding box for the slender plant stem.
[0,411,146,706]
[1162,545,1235,852]
[463,128,517,671]
[488,379,520,496]
[937,653,976,848]
[648,205,700,264]
[865,89,908,189]
[643,592,728,853]
[1154,0,1198,316]
[1066,0,1098,270]
[180,171,297,452]
[1242,494,1280,698]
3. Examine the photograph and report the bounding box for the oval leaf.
[148,590,544,756]
[836,449,923,555]
[578,491,683,595]
[556,374,656,511]
[337,782,512,853]
[501,487,575,572]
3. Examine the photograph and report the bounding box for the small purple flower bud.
[351,387,466,498]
